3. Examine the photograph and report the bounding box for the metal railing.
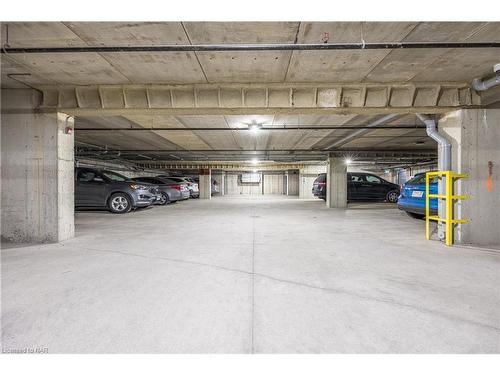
[425,171,469,246]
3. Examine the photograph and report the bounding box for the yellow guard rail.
[425,171,469,246]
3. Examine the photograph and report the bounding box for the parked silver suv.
[75,168,160,213]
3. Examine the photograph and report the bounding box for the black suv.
[75,167,160,213]
[312,172,400,203]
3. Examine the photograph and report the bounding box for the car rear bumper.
[312,187,326,199]
[397,203,437,215]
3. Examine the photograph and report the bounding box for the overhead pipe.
[75,124,425,132]
[2,42,500,54]
[472,64,500,91]
[326,114,400,149]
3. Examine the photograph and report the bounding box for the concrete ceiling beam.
[37,82,480,115]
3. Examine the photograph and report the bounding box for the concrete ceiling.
[2,22,500,88]
[3,21,498,165]
[74,113,435,163]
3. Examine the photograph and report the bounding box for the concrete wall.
[1,89,74,243]
[263,173,284,195]
[211,172,224,195]
[198,171,211,199]
[299,164,326,199]
[439,109,500,248]
[381,164,437,186]
[225,173,261,195]
[223,171,291,196]
[287,171,300,195]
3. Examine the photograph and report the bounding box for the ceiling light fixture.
[251,158,259,165]
[345,158,353,165]
[246,120,263,135]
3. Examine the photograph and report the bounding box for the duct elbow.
[472,64,500,92]
[472,78,487,91]
[418,114,451,171]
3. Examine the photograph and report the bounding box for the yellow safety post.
[425,171,470,246]
[425,173,430,240]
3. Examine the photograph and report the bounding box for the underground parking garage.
[1,21,500,355]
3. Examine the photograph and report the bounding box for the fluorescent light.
[251,158,258,165]
[345,158,352,165]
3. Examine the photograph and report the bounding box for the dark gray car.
[75,167,160,213]
[132,177,184,204]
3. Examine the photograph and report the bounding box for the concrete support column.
[220,172,226,196]
[1,89,75,243]
[326,157,347,208]
[438,109,499,248]
[198,168,211,199]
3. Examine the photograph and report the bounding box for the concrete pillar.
[287,170,300,196]
[326,157,347,208]
[198,168,211,199]
[220,172,226,196]
[1,89,74,243]
[438,109,499,248]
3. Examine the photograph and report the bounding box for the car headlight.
[129,184,148,190]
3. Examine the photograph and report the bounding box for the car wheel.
[406,211,425,220]
[159,193,169,205]
[386,190,399,203]
[108,193,132,214]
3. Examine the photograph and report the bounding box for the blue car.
[398,172,438,219]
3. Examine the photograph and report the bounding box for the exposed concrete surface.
[326,157,347,208]
[198,171,212,199]
[3,22,499,87]
[439,109,500,248]
[2,197,499,353]
[1,89,74,243]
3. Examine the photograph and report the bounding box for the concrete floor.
[1,196,499,353]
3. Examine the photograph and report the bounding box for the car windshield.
[101,171,129,182]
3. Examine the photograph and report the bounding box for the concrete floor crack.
[80,245,498,335]
[253,272,500,333]
[251,204,256,354]
[83,246,253,276]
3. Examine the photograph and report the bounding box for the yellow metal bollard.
[425,171,469,246]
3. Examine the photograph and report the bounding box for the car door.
[348,173,364,200]
[361,174,386,199]
[75,169,106,206]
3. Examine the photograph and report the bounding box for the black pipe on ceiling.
[75,125,426,131]
[75,148,437,155]
[2,42,500,54]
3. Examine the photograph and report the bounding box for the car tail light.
[172,184,181,191]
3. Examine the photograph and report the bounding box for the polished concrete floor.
[2,196,499,353]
